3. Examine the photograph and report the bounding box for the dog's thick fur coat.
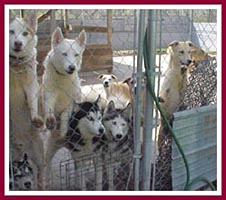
[9,12,44,190]
[102,101,133,190]
[44,96,105,190]
[159,40,207,118]
[42,27,86,135]
[10,153,35,190]
[158,40,207,150]
[98,74,131,109]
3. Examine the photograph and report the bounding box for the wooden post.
[107,10,113,72]
[20,10,25,18]
[63,9,69,37]
[50,10,56,34]
[107,10,112,47]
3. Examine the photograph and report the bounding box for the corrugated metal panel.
[172,104,217,190]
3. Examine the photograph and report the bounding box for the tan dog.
[188,44,208,73]
[81,83,108,110]
[158,40,207,150]
[9,13,43,128]
[9,12,44,190]
[98,74,131,109]
[159,40,207,118]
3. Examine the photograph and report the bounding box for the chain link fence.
[9,8,217,191]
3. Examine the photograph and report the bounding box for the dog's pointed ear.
[123,102,132,120]
[186,41,207,61]
[106,101,116,112]
[95,95,101,108]
[98,74,104,80]
[9,10,15,23]
[77,29,86,49]
[52,27,64,47]
[186,40,196,48]
[123,77,133,85]
[73,102,81,112]
[23,153,28,161]
[123,77,130,84]
[27,11,37,32]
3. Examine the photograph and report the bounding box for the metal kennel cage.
[9,8,218,191]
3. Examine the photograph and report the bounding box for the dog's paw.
[46,115,56,130]
[32,116,44,128]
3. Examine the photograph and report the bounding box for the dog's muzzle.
[103,81,109,88]
[113,134,123,141]
[24,181,32,190]
[98,127,105,135]
[181,59,192,66]
[66,65,75,74]
[13,41,23,52]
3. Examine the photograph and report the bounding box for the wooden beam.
[50,10,56,34]
[38,10,58,24]
[107,10,113,46]
[65,25,108,33]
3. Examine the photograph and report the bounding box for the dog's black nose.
[24,181,32,189]
[14,41,23,51]
[14,41,22,50]
[116,134,122,139]
[99,127,104,134]
[69,65,75,71]
[184,59,192,66]
[103,81,109,87]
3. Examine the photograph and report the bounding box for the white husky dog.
[9,12,45,190]
[42,27,86,135]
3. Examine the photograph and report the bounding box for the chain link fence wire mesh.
[152,10,217,191]
[9,9,217,191]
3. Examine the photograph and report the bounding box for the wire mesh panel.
[151,9,217,191]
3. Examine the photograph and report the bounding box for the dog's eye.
[87,116,94,121]
[62,52,68,56]
[23,31,29,36]
[122,123,126,126]
[112,121,117,125]
[98,116,102,121]
[74,53,79,57]
[9,30,15,35]
[180,50,184,54]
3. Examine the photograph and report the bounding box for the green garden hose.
[143,29,216,191]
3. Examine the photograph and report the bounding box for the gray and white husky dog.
[102,101,133,190]
[44,95,105,190]
[10,153,35,191]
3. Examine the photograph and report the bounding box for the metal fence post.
[134,9,145,191]
[142,9,157,191]
[189,10,194,41]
